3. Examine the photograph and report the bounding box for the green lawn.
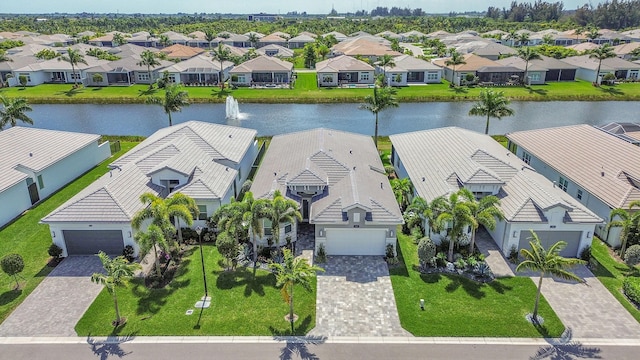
[390,231,565,337]
[590,238,640,323]
[0,142,138,323]
[2,80,639,104]
[75,246,317,336]
[294,72,318,91]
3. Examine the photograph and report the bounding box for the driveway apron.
[310,256,410,337]
[532,265,640,339]
[0,256,104,337]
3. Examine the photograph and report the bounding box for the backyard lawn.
[0,142,138,323]
[590,238,640,323]
[75,245,317,336]
[2,80,639,104]
[390,231,565,337]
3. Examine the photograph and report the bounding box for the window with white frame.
[522,152,531,164]
[236,74,246,83]
[558,176,568,192]
[19,73,31,82]
[137,73,150,81]
[577,189,583,200]
[360,72,369,81]
[197,205,207,220]
[70,73,81,80]
[528,73,541,81]
[426,72,439,80]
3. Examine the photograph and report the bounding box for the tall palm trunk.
[595,60,602,84]
[153,243,161,277]
[288,282,295,332]
[168,111,173,126]
[113,289,121,325]
[448,235,455,262]
[469,230,477,254]
[485,114,490,134]
[71,63,78,87]
[533,272,544,321]
[374,112,379,148]
[148,65,153,89]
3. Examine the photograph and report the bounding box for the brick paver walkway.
[474,228,514,277]
[309,256,410,337]
[0,256,103,337]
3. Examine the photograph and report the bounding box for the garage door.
[518,231,581,257]
[63,230,124,255]
[325,228,387,256]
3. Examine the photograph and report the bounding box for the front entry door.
[302,199,309,221]
[27,180,39,205]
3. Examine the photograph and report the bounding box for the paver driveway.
[532,265,640,339]
[309,256,410,337]
[0,256,104,337]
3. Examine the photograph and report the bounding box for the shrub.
[579,245,591,262]
[92,73,104,83]
[216,232,240,269]
[122,245,135,262]
[455,258,467,270]
[1,254,25,289]
[624,244,640,266]
[417,237,436,268]
[623,277,640,305]
[410,226,424,240]
[508,245,519,264]
[385,243,395,259]
[48,244,63,258]
[18,75,27,88]
[474,262,492,278]
[316,243,327,263]
[466,256,478,268]
[435,252,447,267]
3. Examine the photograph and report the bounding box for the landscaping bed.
[389,231,565,337]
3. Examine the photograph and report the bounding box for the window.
[137,73,150,81]
[70,73,81,80]
[558,176,568,192]
[577,189,583,200]
[522,152,531,164]
[360,72,369,81]
[528,73,540,82]
[353,213,361,222]
[426,72,439,80]
[37,175,44,189]
[197,205,207,220]
[236,75,246,83]
[237,168,242,181]
[264,219,273,236]
[19,73,31,82]
[285,224,292,233]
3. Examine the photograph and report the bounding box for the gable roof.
[250,128,402,225]
[331,38,402,57]
[162,55,233,73]
[387,54,442,71]
[0,127,102,192]
[390,127,601,224]
[433,53,500,72]
[160,44,205,59]
[229,55,293,73]
[315,55,374,73]
[256,44,294,58]
[560,55,640,71]
[496,54,578,71]
[259,34,287,43]
[507,124,640,210]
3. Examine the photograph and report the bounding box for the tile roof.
[496,54,578,71]
[160,44,205,59]
[316,55,374,73]
[251,129,402,225]
[162,55,232,73]
[433,53,500,72]
[560,55,640,71]
[256,44,294,58]
[387,54,442,71]
[229,55,293,73]
[0,127,102,192]
[331,38,401,57]
[507,124,640,210]
[391,127,601,224]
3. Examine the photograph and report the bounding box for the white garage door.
[325,228,387,255]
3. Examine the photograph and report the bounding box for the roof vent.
[228,134,232,138]
[349,149,352,154]
[29,152,33,157]
[553,181,556,187]
[380,182,383,189]
[274,172,277,176]
[353,166,356,170]
[601,166,605,177]
[225,167,229,171]
[422,177,425,182]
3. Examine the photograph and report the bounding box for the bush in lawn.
[1,254,25,289]
[18,75,27,88]
[579,245,591,262]
[624,244,640,266]
[417,237,436,268]
[623,277,640,305]
[216,231,239,270]
[122,245,135,262]
[48,244,63,258]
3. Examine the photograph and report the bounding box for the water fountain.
[225,96,240,120]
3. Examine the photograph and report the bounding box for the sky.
[2,0,589,15]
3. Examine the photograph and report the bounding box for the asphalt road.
[1,342,639,360]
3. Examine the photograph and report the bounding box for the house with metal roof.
[598,122,640,145]
[250,129,403,256]
[507,124,640,248]
[0,127,110,228]
[42,121,259,257]
[391,127,602,257]
[315,55,375,87]
[380,54,443,86]
[229,55,293,87]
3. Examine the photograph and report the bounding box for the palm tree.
[517,33,530,47]
[445,49,466,84]
[204,29,216,50]
[517,47,541,85]
[269,248,324,333]
[515,231,585,323]
[212,200,246,244]
[240,192,271,263]
[391,177,412,211]
[267,190,302,248]
[541,34,555,45]
[406,196,434,235]
[91,251,141,326]
[247,33,259,48]
[158,34,171,48]
[58,48,87,87]
[211,43,232,89]
[112,32,127,47]
[589,44,616,84]
[465,191,504,253]
[359,86,399,149]
[0,96,33,130]
[468,88,515,135]
[586,28,601,43]
[433,190,475,262]
[137,50,161,89]
[504,29,518,47]
[146,84,190,126]
[607,201,640,257]
[134,224,169,277]
[131,192,196,244]
[316,44,330,60]
[378,54,396,84]
[574,27,584,43]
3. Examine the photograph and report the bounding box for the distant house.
[0,127,110,228]
[560,55,640,82]
[159,44,205,60]
[127,31,157,48]
[13,56,109,86]
[219,33,251,48]
[507,125,640,248]
[288,34,316,49]
[613,42,640,60]
[229,55,293,87]
[433,53,500,84]
[598,122,640,146]
[496,55,578,83]
[475,66,524,85]
[250,129,402,255]
[42,122,259,257]
[330,38,402,62]
[186,31,210,48]
[85,55,173,86]
[159,31,191,46]
[375,31,402,40]
[257,34,288,48]
[380,54,443,85]
[529,29,574,46]
[321,31,348,42]
[315,55,374,87]
[399,30,428,42]
[162,55,233,86]
[88,31,128,47]
[248,13,282,22]
[256,44,294,58]
[391,127,602,257]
